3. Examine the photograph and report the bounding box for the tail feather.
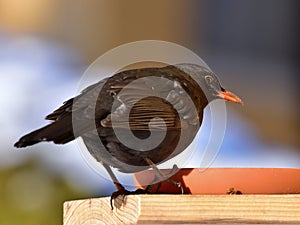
[14,118,75,148]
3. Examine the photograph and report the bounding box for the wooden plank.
[63,194,300,224]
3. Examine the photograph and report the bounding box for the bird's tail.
[14,118,75,148]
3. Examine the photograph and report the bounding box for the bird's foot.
[143,159,183,194]
[166,178,184,194]
[166,164,183,193]
[149,178,183,194]
[110,186,151,210]
[149,174,183,194]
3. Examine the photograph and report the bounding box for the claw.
[110,187,151,210]
[110,187,129,210]
[143,159,184,194]
[167,179,184,194]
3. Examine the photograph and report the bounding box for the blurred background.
[0,0,299,224]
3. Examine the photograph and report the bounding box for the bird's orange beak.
[217,90,243,105]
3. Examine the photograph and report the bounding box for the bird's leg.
[146,164,178,193]
[102,163,150,210]
[143,174,160,193]
[144,158,184,194]
[102,163,124,190]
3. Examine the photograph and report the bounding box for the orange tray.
[133,168,300,194]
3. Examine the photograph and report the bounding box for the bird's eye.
[205,75,213,84]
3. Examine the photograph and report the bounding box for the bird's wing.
[99,67,199,130]
[45,66,201,131]
[45,78,109,121]
[101,96,179,130]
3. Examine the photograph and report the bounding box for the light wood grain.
[63,194,300,224]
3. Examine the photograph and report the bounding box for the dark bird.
[14,63,242,207]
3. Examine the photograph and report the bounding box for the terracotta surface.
[133,168,300,194]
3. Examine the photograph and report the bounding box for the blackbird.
[14,63,242,206]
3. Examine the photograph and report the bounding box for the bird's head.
[201,72,243,105]
[173,63,243,105]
